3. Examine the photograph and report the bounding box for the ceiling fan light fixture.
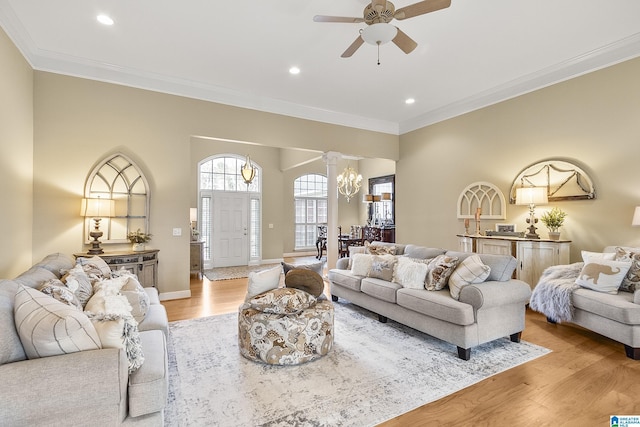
[361,23,397,45]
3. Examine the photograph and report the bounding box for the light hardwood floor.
[162,267,640,427]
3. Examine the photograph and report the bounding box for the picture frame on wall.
[495,223,516,233]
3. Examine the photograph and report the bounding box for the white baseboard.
[261,258,284,265]
[159,290,191,301]
[282,251,317,258]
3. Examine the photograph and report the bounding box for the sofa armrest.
[336,257,350,270]
[459,279,531,311]
[0,348,128,425]
[635,289,640,305]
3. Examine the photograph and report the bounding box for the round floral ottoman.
[238,287,334,365]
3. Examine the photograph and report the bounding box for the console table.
[456,234,570,289]
[74,249,159,288]
[190,241,204,279]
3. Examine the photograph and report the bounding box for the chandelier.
[337,165,363,202]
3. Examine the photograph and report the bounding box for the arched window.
[294,174,327,250]
[198,154,262,268]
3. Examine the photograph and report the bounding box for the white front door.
[212,192,249,267]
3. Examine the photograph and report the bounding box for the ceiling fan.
[314,0,451,60]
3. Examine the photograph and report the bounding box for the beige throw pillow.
[367,254,397,281]
[14,285,101,359]
[575,259,632,294]
[245,266,282,300]
[448,255,491,300]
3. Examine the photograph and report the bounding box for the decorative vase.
[548,231,561,241]
[132,243,145,252]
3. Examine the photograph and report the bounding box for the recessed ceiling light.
[289,67,301,75]
[405,98,416,105]
[97,14,114,26]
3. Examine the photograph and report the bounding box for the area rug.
[165,301,550,426]
[203,263,280,281]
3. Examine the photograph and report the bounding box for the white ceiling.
[2,0,640,135]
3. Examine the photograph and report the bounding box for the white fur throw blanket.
[529,262,584,323]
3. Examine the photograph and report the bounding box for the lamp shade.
[363,194,374,203]
[81,198,115,218]
[190,208,198,222]
[381,192,392,201]
[361,23,398,45]
[515,187,548,205]
[633,207,640,226]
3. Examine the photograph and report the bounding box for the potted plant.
[540,207,567,240]
[127,228,152,251]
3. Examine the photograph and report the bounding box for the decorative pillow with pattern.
[120,276,150,323]
[367,254,397,282]
[614,247,640,292]
[76,256,112,279]
[245,266,282,300]
[365,241,397,256]
[392,257,430,289]
[575,259,632,294]
[14,285,101,359]
[581,250,616,263]
[281,261,323,276]
[350,253,375,277]
[38,278,82,310]
[425,255,459,291]
[248,287,317,315]
[448,255,491,300]
[61,264,94,307]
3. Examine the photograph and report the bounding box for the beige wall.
[0,28,33,277]
[397,56,640,262]
[29,71,397,298]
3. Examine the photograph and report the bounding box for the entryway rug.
[165,301,550,426]
[203,264,281,281]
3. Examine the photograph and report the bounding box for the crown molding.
[399,32,640,134]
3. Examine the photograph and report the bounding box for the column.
[323,151,340,271]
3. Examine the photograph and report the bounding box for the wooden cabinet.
[456,235,570,289]
[363,226,395,243]
[75,249,159,288]
[190,241,204,279]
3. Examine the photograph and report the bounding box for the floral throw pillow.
[248,288,317,315]
[614,247,640,292]
[425,255,459,291]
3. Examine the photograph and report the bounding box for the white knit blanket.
[529,262,584,323]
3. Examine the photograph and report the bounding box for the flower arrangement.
[127,228,152,244]
[540,207,567,232]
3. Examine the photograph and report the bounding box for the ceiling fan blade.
[314,15,365,23]
[392,28,418,54]
[394,0,451,20]
[341,36,365,58]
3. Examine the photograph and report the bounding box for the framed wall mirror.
[367,174,395,226]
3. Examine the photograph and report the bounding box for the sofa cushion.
[14,267,57,289]
[14,285,101,359]
[285,269,325,297]
[449,254,491,300]
[138,304,169,336]
[32,253,75,278]
[361,278,403,303]
[350,253,374,276]
[76,255,112,279]
[582,250,616,263]
[445,251,517,282]
[119,276,150,323]
[572,288,640,324]
[396,288,475,326]
[575,259,631,294]
[392,257,429,289]
[61,264,94,307]
[404,245,446,260]
[425,255,459,291]
[328,269,363,292]
[0,280,27,364]
[38,278,82,310]
[128,330,168,418]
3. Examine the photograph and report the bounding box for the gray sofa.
[533,246,640,360]
[0,253,169,425]
[328,243,532,360]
